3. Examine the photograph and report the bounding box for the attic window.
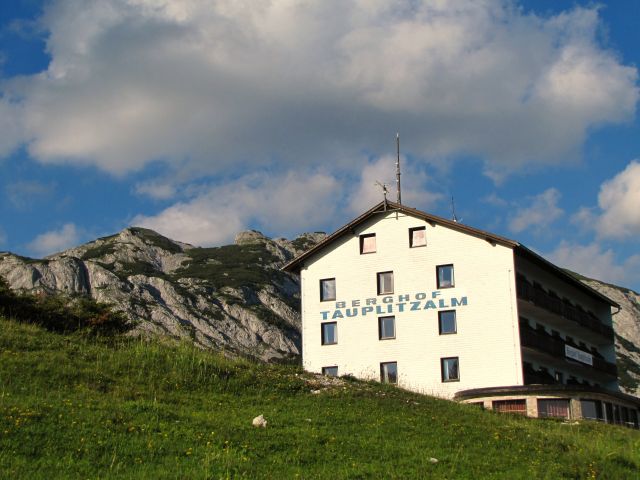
[409,227,426,247]
[360,234,376,254]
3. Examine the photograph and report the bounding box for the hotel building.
[283,201,640,427]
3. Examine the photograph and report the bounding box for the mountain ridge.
[0,227,326,362]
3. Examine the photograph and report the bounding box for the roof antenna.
[375,181,389,210]
[451,195,459,223]
[396,133,402,205]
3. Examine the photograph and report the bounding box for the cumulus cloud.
[546,241,640,287]
[0,0,636,178]
[27,223,81,256]
[595,160,640,238]
[508,188,564,234]
[132,170,342,245]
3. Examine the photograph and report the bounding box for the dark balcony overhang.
[516,276,614,341]
[520,326,617,379]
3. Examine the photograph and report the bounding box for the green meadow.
[0,316,639,479]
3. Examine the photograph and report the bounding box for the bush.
[0,277,130,335]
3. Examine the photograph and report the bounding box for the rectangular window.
[378,316,396,340]
[322,366,338,377]
[321,322,337,345]
[320,278,336,302]
[377,271,394,295]
[537,399,570,419]
[441,357,459,382]
[436,264,455,289]
[438,310,457,335]
[493,399,526,415]
[360,233,376,254]
[409,227,426,247]
[380,362,398,384]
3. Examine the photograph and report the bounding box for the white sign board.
[565,345,593,366]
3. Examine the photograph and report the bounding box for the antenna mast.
[451,196,459,223]
[396,133,402,205]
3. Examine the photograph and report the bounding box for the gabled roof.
[282,201,619,308]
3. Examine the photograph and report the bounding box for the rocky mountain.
[578,277,640,396]
[0,228,638,396]
[0,228,325,362]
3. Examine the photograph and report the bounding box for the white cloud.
[132,170,342,245]
[134,180,177,200]
[546,241,640,287]
[595,160,640,238]
[508,188,564,234]
[0,1,635,178]
[27,223,81,257]
[482,193,508,208]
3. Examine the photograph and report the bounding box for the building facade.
[283,201,640,428]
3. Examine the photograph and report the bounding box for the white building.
[283,201,640,427]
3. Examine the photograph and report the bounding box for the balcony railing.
[520,327,617,378]
[516,277,614,339]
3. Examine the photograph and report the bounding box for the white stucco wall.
[299,211,523,399]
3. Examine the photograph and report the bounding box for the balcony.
[516,277,614,340]
[520,326,617,379]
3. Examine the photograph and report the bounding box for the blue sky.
[1,0,639,290]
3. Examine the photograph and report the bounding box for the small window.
[409,227,426,247]
[436,265,454,289]
[379,316,396,340]
[322,366,338,377]
[321,322,337,345]
[438,310,457,335]
[380,362,398,384]
[320,278,336,302]
[377,271,394,295]
[360,233,376,254]
[441,357,459,382]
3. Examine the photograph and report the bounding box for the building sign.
[320,291,468,320]
[565,345,593,366]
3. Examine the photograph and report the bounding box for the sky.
[0,0,639,291]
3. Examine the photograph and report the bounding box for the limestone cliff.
[579,278,640,396]
[0,227,325,362]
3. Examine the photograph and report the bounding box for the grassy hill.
[1,318,639,479]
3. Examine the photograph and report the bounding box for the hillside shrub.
[0,277,130,335]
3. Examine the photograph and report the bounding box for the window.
[409,227,426,247]
[438,310,457,334]
[321,322,337,345]
[538,399,570,419]
[379,316,395,340]
[441,357,459,382]
[380,362,397,384]
[360,233,376,254]
[493,399,526,415]
[322,366,338,377]
[377,271,394,295]
[320,278,336,302]
[436,264,454,288]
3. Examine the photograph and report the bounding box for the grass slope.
[1,318,639,479]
